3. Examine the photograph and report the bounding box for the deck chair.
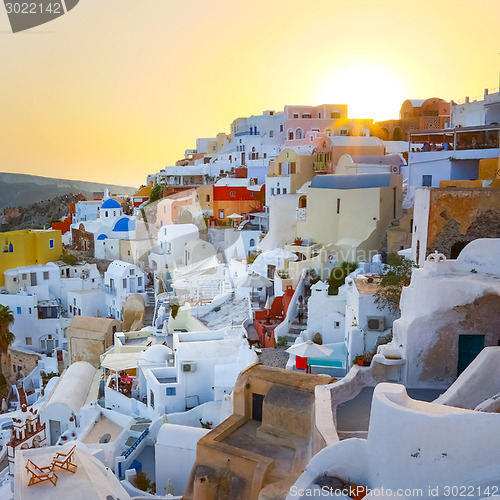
[51,445,78,474]
[25,459,58,486]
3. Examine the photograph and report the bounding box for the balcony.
[313,161,328,172]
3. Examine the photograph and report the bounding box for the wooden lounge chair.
[51,445,78,474]
[25,459,58,486]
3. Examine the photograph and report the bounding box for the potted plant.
[294,237,303,246]
[353,355,364,366]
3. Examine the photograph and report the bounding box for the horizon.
[1,0,500,186]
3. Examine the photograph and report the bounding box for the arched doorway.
[450,240,469,259]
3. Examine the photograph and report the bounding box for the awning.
[101,352,142,371]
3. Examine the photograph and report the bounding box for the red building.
[212,178,265,223]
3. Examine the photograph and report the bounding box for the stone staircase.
[281,315,308,345]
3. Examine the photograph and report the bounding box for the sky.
[1,0,500,187]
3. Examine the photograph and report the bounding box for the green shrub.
[328,262,358,295]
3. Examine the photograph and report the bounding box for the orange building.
[374,97,450,141]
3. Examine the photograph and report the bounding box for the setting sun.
[315,62,407,122]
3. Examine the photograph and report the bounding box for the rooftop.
[15,445,130,500]
[310,173,394,190]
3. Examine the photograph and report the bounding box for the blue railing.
[123,428,149,459]
[234,131,260,137]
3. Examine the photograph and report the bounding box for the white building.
[288,382,500,500]
[72,199,102,225]
[211,110,285,173]
[148,223,200,271]
[104,260,147,320]
[451,88,500,127]
[140,329,256,416]
[39,361,98,445]
[379,239,500,387]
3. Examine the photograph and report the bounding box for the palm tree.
[0,305,15,374]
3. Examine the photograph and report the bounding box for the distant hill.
[0,172,136,210]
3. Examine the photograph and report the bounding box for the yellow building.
[267,149,315,197]
[298,173,403,262]
[0,229,62,287]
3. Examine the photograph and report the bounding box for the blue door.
[458,335,484,375]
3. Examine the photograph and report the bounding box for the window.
[318,113,321,119]
[166,387,176,396]
[230,191,235,197]
[337,198,341,214]
[334,321,340,328]
[150,390,155,409]
[130,269,135,276]
[302,113,311,119]
[280,124,283,132]
[295,128,303,140]
[138,277,142,286]
[331,112,341,119]
[283,188,287,194]
[250,192,254,197]
[43,271,49,280]
[249,238,255,247]
[422,175,432,187]
[219,209,225,219]
[288,130,294,140]
[269,130,274,138]
[74,298,77,306]
[22,274,27,280]
[26,337,32,345]
[49,239,54,249]
[123,278,127,288]
[263,153,267,158]
[17,307,21,314]
[271,188,275,195]
[340,129,348,136]
[69,305,72,313]
[128,250,131,256]
[277,188,281,194]
[293,113,299,119]
[195,195,199,202]
[206,195,210,202]
[29,308,32,314]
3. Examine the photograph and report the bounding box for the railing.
[123,428,149,460]
[104,285,116,295]
[313,161,328,171]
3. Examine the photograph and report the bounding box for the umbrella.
[238,272,272,288]
[286,340,333,358]
[238,272,273,302]
[227,213,243,219]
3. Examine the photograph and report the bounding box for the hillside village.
[1,92,500,500]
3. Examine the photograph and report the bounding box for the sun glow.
[315,62,407,123]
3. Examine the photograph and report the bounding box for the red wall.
[213,185,265,202]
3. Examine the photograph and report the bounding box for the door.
[49,420,61,445]
[458,335,484,375]
[252,393,264,421]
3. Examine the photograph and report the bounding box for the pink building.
[283,104,372,146]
